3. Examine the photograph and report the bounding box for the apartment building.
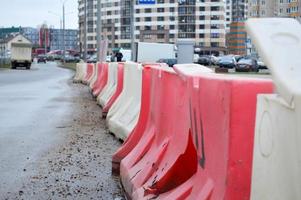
[232,0,248,21]
[249,0,286,17]
[78,0,226,55]
[248,0,301,18]
[287,0,301,17]
[225,0,232,32]
[227,0,248,55]
[49,28,79,51]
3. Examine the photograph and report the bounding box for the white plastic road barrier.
[106,62,143,140]
[246,18,301,105]
[73,62,87,83]
[246,18,301,200]
[89,63,99,90]
[97,62,118,107]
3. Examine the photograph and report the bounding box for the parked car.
[217,56,237,69]
[210,55,219,65]
[87,54,97,63]
[235,57,259,72]
[46,54,55,61]
[37,54,47,63]
[257,58,268,70]
[197,56,211,66]
[157,58,177,67]
[234,55,244,62]
[64,55,80,63]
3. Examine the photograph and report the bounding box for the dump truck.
[11,42,33,69]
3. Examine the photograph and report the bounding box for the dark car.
[217,56,237,69]
[235,58,259,72]
[157,58,177,67]
[197,56,211,66]
[37,55,47,63]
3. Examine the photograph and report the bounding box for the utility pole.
[97,0,102,61]
[209,0,211,56]
[131,0,135,61]
[84,0,87,62]
[63,3,66,63]
[44,27,47,54]
[60,19,62,51]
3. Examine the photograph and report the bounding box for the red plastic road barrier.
[83,63,94,84]
[112,65,152,175]
[92,62,108,97]
[119,64,274,200]
[120,65,198,199]
[150,69,274,200]
[102,63,125,114]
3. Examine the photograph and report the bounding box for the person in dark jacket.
[115,52,123,62]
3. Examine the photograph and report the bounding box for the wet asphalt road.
[0,63,124,199]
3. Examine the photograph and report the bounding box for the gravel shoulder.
[3,79,124,200]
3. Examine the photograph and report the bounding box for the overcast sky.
[0,0,78,29]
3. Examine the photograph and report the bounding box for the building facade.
[22,27,40,46]
[248,0,301,18]
[232,0,248,22]
[49,28,79,51]
[225,0,232,32]
[78,0,227,55]
[0,27,21,40]
[227,0,248,55]
[288,0,301,17]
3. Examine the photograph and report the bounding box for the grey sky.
[0,0,78,29]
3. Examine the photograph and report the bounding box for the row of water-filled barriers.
[73,18,301,200]
[73,62,297,200]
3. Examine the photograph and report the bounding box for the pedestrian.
[115,51,123,62]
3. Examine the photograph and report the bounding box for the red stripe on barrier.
[92,63,108,97]
[102,63,125,114]
[112,65,152,175]
[120,66,198,199]
[83,63,94,84]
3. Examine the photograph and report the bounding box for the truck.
[11,42,33,69]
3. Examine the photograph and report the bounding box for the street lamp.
[97,0,102,61]
[60,0,69,63]
[84,0,87,62]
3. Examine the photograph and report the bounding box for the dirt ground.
[2,80,125,200]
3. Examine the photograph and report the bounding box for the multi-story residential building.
[49,28,79,51]
[288,0,301,17]
[249,0,286,17]
[225,0,233,32]
[232,0,248,22]
[22,27,40,46]
[0,27,21,40]
[0,26,78,52]
[78,0,227,56]
[227,0,248,55]
[248,0,301,18]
